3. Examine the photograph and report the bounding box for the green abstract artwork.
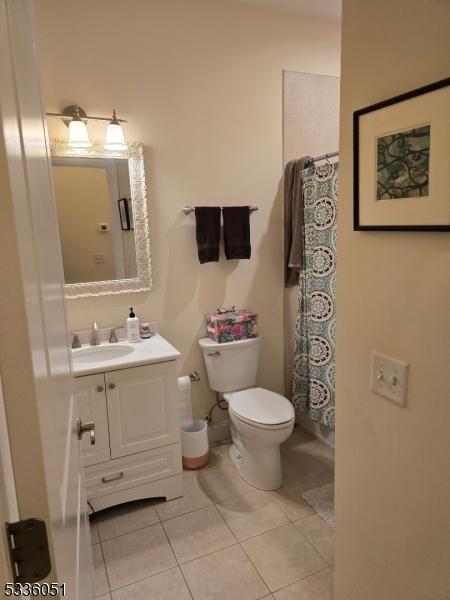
[376,124,430,200]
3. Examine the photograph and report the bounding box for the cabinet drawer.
[85,443,182,499]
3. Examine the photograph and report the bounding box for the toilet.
[199,336,294,490]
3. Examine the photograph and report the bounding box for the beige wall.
[335,1,450,599]
[35,0,341,419]
[53,165,116,283]
[283,70,340,447]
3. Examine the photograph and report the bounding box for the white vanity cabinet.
[75,359,183,512]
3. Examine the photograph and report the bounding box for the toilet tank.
[199,337,260,393]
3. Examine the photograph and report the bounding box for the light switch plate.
[370,351,409,407]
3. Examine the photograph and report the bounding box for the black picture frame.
[118,197,134,230]
[353,77,450,231]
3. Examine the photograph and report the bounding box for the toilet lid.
[225,387,295,426]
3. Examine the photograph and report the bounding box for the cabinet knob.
[97,385,104,393]
[108,383,116,390]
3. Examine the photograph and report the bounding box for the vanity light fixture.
[46,104,127,149]
[105,109,126,150]
[68,106,92,148]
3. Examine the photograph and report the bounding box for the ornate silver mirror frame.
[50,139,152,298]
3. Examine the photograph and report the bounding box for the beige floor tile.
[163,505,236,563]
[156,470,213,521]
[309,469,334,487]
[111,567,191,600]
[181,544,269,600]
[284,440,334,487]
[205,442,233,469]
[97,595,112,600]
[217,490,289,541]
[90,521,100,545]
[305,440,334,464]
[295,514,334,565]
[96,499,160,541]
[102,523,176,590]
[268,472,317,522]
[197,463,255,503]
[93,544,109,597]
[273,567,333,600]
[241,523,326,592]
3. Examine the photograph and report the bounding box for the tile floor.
[90,426,335,600]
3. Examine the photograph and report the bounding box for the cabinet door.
[74,374,111,466]
[106,361,180,459]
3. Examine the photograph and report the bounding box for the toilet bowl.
[199,337,295,490]
[226,387,294,489]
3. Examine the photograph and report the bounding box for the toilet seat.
[225,387,295,430]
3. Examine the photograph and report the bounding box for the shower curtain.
[292,162,338,430]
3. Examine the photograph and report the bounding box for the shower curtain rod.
[310,151,339,163]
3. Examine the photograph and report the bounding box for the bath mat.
[302,483,335,529]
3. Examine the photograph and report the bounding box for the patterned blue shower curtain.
[292,162,338,430]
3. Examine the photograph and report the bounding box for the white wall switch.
[370,351,409,407]
[98,223,109,232]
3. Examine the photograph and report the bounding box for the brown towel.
[284,156,312,287]
[222,206,251,260]
[195,207,221,263]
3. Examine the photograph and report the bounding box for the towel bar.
[182,206,258,215]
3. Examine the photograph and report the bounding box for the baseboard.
[208,419,231,445]
[296,412,335,450]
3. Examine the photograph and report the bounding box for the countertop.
[71,334,181,377]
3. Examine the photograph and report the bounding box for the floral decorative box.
[206,308,257,343]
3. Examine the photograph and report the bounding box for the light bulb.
[105,109,126,150]
[68,109,91,148]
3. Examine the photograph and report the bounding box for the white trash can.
[181,420,209,469]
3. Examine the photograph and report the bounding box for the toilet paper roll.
[178,376,194,429]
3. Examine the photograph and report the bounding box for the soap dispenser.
[127,307,140,343]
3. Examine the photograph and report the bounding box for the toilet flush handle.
[206,351,221,357]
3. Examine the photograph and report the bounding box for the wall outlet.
[370,351,409,407]
[94,253,105,264]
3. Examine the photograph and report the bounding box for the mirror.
[50,140,152,298]
[52,157,137,283]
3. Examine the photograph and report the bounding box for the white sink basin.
[72,344,135,365]
[70,335,181,377]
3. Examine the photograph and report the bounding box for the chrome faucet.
[90,321,100,346]
[109,326,121,344]
[70,332,82,349]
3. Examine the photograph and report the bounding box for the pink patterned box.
[206,308,258,343]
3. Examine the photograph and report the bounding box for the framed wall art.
[354,77,450,231]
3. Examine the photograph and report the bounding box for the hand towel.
[284,156,312,286]
[194,207,221,263]
[222,206,251,260]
